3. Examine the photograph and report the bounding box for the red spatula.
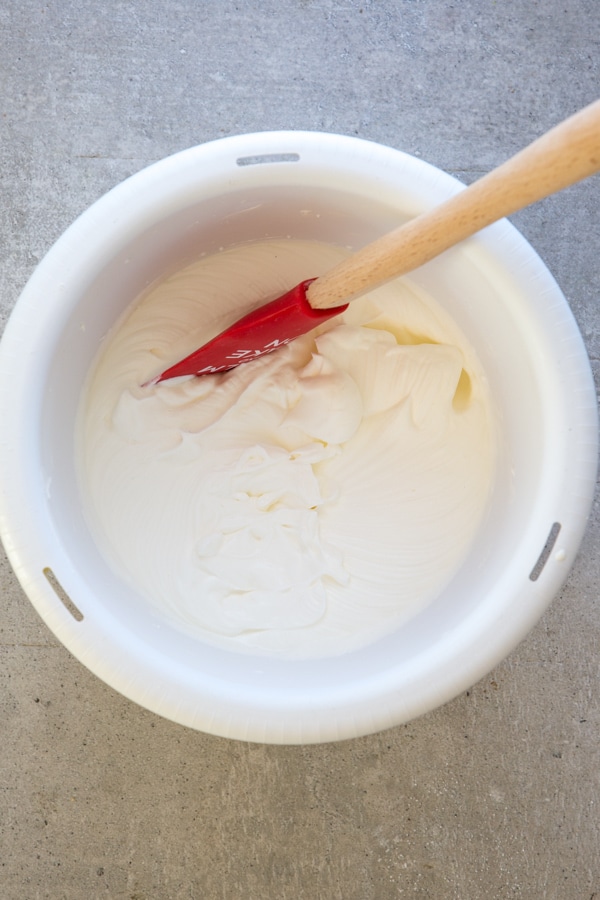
[153,100,600,384]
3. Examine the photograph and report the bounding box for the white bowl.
[0,132,597,743]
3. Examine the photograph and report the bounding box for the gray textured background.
[1,2,599,898]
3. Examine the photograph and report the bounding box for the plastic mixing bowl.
[0,132,597,743]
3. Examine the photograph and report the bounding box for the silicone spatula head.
[149,279,348,384]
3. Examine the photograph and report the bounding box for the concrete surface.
[1,1,599,897]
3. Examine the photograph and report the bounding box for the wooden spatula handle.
[307,99,600,310]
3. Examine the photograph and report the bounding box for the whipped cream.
[77,239,495,658]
